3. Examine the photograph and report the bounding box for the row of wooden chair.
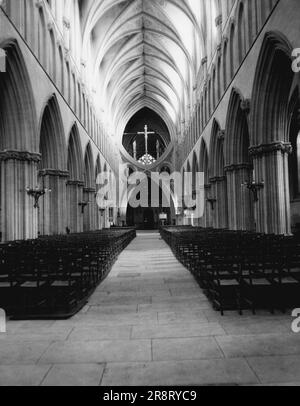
[0,229,136,319]
[160,227,300,315]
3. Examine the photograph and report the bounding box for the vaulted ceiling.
[79,0,218,143]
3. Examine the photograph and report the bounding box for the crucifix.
[138,125,155,156]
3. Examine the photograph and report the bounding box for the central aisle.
[1,232,297,386]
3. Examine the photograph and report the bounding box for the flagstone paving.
[0,232,299,386]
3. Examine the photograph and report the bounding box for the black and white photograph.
[0,0,300,390]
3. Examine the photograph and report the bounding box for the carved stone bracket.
[240,99,251,114]
[218,130,225,141]
[201,57,208,66]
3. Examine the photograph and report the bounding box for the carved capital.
[209,176,226,183]
[0,150,41,163]
[224,163,253,173]
[249,142,293,157]
[83,187,96,194]
[39,169,69,178]
[67,180,85,187]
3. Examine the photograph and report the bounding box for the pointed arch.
[0,40,38,242]
[83,143,96,232]
[209,119,228,229]
[199,138,209,184]
[250,31,293,145]
[39,95,67,170]
[67,123,84,181]
[225,88,250,166]
[0,39,37,151]
[250,32,295,235]
[95,154,102,179]
[209,119,224,178]
[225,88,254,231]
[192,150,199,192]
[199,137,210,228]
[66,124,84,234]
[38,95,67,236]
[84,142,95,188]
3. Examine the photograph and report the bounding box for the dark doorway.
[143,208,155,229]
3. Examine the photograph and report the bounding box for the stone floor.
[1,231,300,386]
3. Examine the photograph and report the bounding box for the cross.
[138,125,155,156]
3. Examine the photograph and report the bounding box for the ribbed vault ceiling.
[80,0,209,143]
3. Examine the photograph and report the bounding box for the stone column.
[225,163,254,230]
[39,169,69,236]
[67,180,84,233]
[204,184,212,228]
[209,178,217,229]
[210,176,228,229]
[83,187,96,232]
[0,150,41,242]
[249,142,292,235]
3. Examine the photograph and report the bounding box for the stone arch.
[0,40,37,151]
[38,95,68,236]
[0,40,38,242]
[66,123,84,233]
[95,154,103,230]
[251,31,293,146]
[225,88,254,230]
[83,143,96,231]
[192,151,199,193]
[250,31,295,234]
[288,89,300,230]
[199,138,210,228]
[209,119,228,229]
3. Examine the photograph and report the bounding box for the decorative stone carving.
[0,150,41,163]
[224,163,253,173]
[39,169,69,178]
[249,142,293,157]
[209,176,227,183]
[63,17,71,30]
[67,180,85,187]
[215,15,223,27]
[240,99,251,114]
[83,187,96,194]
[217,130,225,141]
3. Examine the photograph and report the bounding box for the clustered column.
[204,183,212,228]
[0,150,41,242]
[66,180,84,233]
[249,142,292,235]
[209,176,228,229]
[39,169,69,236]
[225,163,254,230]
[83,187,96,231]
